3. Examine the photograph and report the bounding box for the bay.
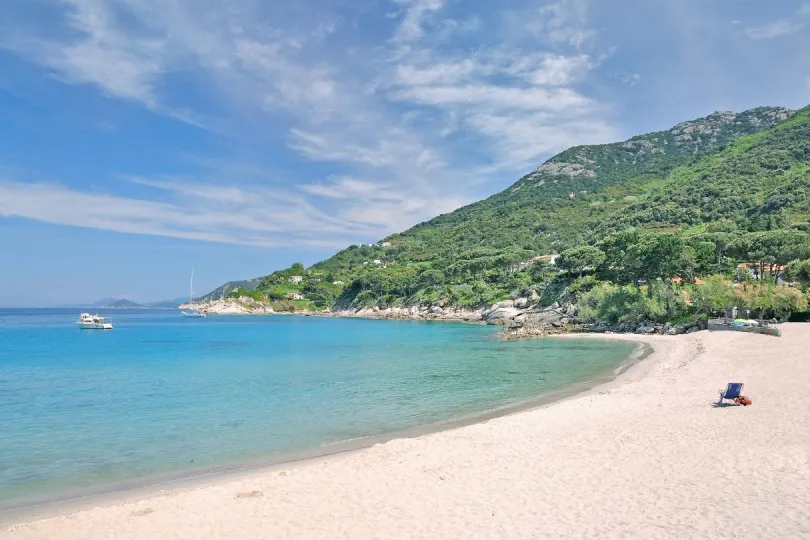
[0,308,634,504]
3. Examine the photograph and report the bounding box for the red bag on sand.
[734,396,752,406]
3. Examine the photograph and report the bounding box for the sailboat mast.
[190,267,195,303]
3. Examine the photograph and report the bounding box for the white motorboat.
[77,313,113,329]
[181,268,206,318]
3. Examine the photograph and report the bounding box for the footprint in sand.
[235,490,263,499]
[131,508,155,517]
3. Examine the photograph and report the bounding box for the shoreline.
[0,337,652,526]
[7,326,808,538]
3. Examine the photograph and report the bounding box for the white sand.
[4,324,810,539]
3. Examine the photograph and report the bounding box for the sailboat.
[182,268,206,318]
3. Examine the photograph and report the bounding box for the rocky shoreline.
[181,296,706,339]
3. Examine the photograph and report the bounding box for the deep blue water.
[0,309,634,503]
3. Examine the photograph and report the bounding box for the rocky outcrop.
[181,297,274,315]
[535,161,597,178]
[329,306,488,323]
[584,319,706,335]
[184,296,707,339]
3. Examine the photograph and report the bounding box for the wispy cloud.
[523,0,595,48]
[0,0,620,247]
[746,4,810,39]
[0,175,463,247]
[392,0,445,42]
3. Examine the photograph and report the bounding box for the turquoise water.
[0,309,634,504]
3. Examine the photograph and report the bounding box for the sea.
[0,308,635,508]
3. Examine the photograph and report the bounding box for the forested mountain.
[204,104,810,319]
[313,106,794,273]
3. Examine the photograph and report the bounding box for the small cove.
[0,309,635,508]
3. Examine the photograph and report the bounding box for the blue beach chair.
[717,382,744,404]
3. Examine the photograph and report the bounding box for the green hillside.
[196,277,263,302]
[206,105,810,319]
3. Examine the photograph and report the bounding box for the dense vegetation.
[211,105,810,323]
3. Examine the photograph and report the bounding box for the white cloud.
[392,0,445,42]
[746,4,810,39]
[526,0,595,48]
[466,113,617,164]
[19,0,166,106]
[391,85,592,111]
[616,71,642,87]
[0,0,621,248]
[0,176,450,248]
[302,177,400,200]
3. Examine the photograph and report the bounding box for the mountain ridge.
[199,104,810,313]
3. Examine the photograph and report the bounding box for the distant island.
[190,105,810,333]
[61,297,186,309]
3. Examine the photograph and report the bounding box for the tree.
[705,218,738,233]
[786,259,810,287]
[417,268,445,289]
[690,275,732,315]
[598,230,642,284]
[625,233,684,285]
[557,246,606,278]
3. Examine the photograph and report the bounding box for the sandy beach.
[4,324,810,539]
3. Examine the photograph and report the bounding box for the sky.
[1,0,809,306]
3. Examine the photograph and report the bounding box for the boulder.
[429,306,444,314]
[525,310,564,326]
[485,307,523,325]
[514,297,529,309]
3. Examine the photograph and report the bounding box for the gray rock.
[429,306,444,314]
[486,307,523,325]
[514,297,529,309]
[525,311,564,326]
[635,325,656,334]
[686,326,699,334]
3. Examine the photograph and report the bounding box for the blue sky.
[1,0,809,306]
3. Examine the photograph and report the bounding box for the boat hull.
[78,323,113,329]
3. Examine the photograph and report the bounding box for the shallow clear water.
[0,309,634,503]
